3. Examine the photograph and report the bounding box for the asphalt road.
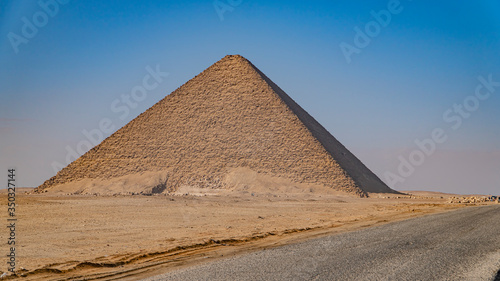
[144,205,500,281]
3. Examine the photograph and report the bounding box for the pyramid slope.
[248,61,392,193]
[36,55,396,196]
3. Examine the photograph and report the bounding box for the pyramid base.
[35,168,369,197]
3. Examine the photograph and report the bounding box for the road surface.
[144,205,500,280]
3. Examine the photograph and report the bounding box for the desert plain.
[1,187,496,280]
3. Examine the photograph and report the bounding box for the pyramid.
[36,55,396,197]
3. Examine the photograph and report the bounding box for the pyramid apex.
[206,54,254,73]
[224,54,245,58]
[219,54,248,62]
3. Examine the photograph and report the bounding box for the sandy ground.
[0,190,494,280]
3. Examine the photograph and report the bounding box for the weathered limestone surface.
[36,55,395,196]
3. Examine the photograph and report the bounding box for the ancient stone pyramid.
[36,55,396,197]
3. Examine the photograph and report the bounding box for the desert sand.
[2,189,495,280]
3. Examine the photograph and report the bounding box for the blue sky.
[1,0,499,194]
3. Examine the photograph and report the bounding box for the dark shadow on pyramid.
[36,55,399,197]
